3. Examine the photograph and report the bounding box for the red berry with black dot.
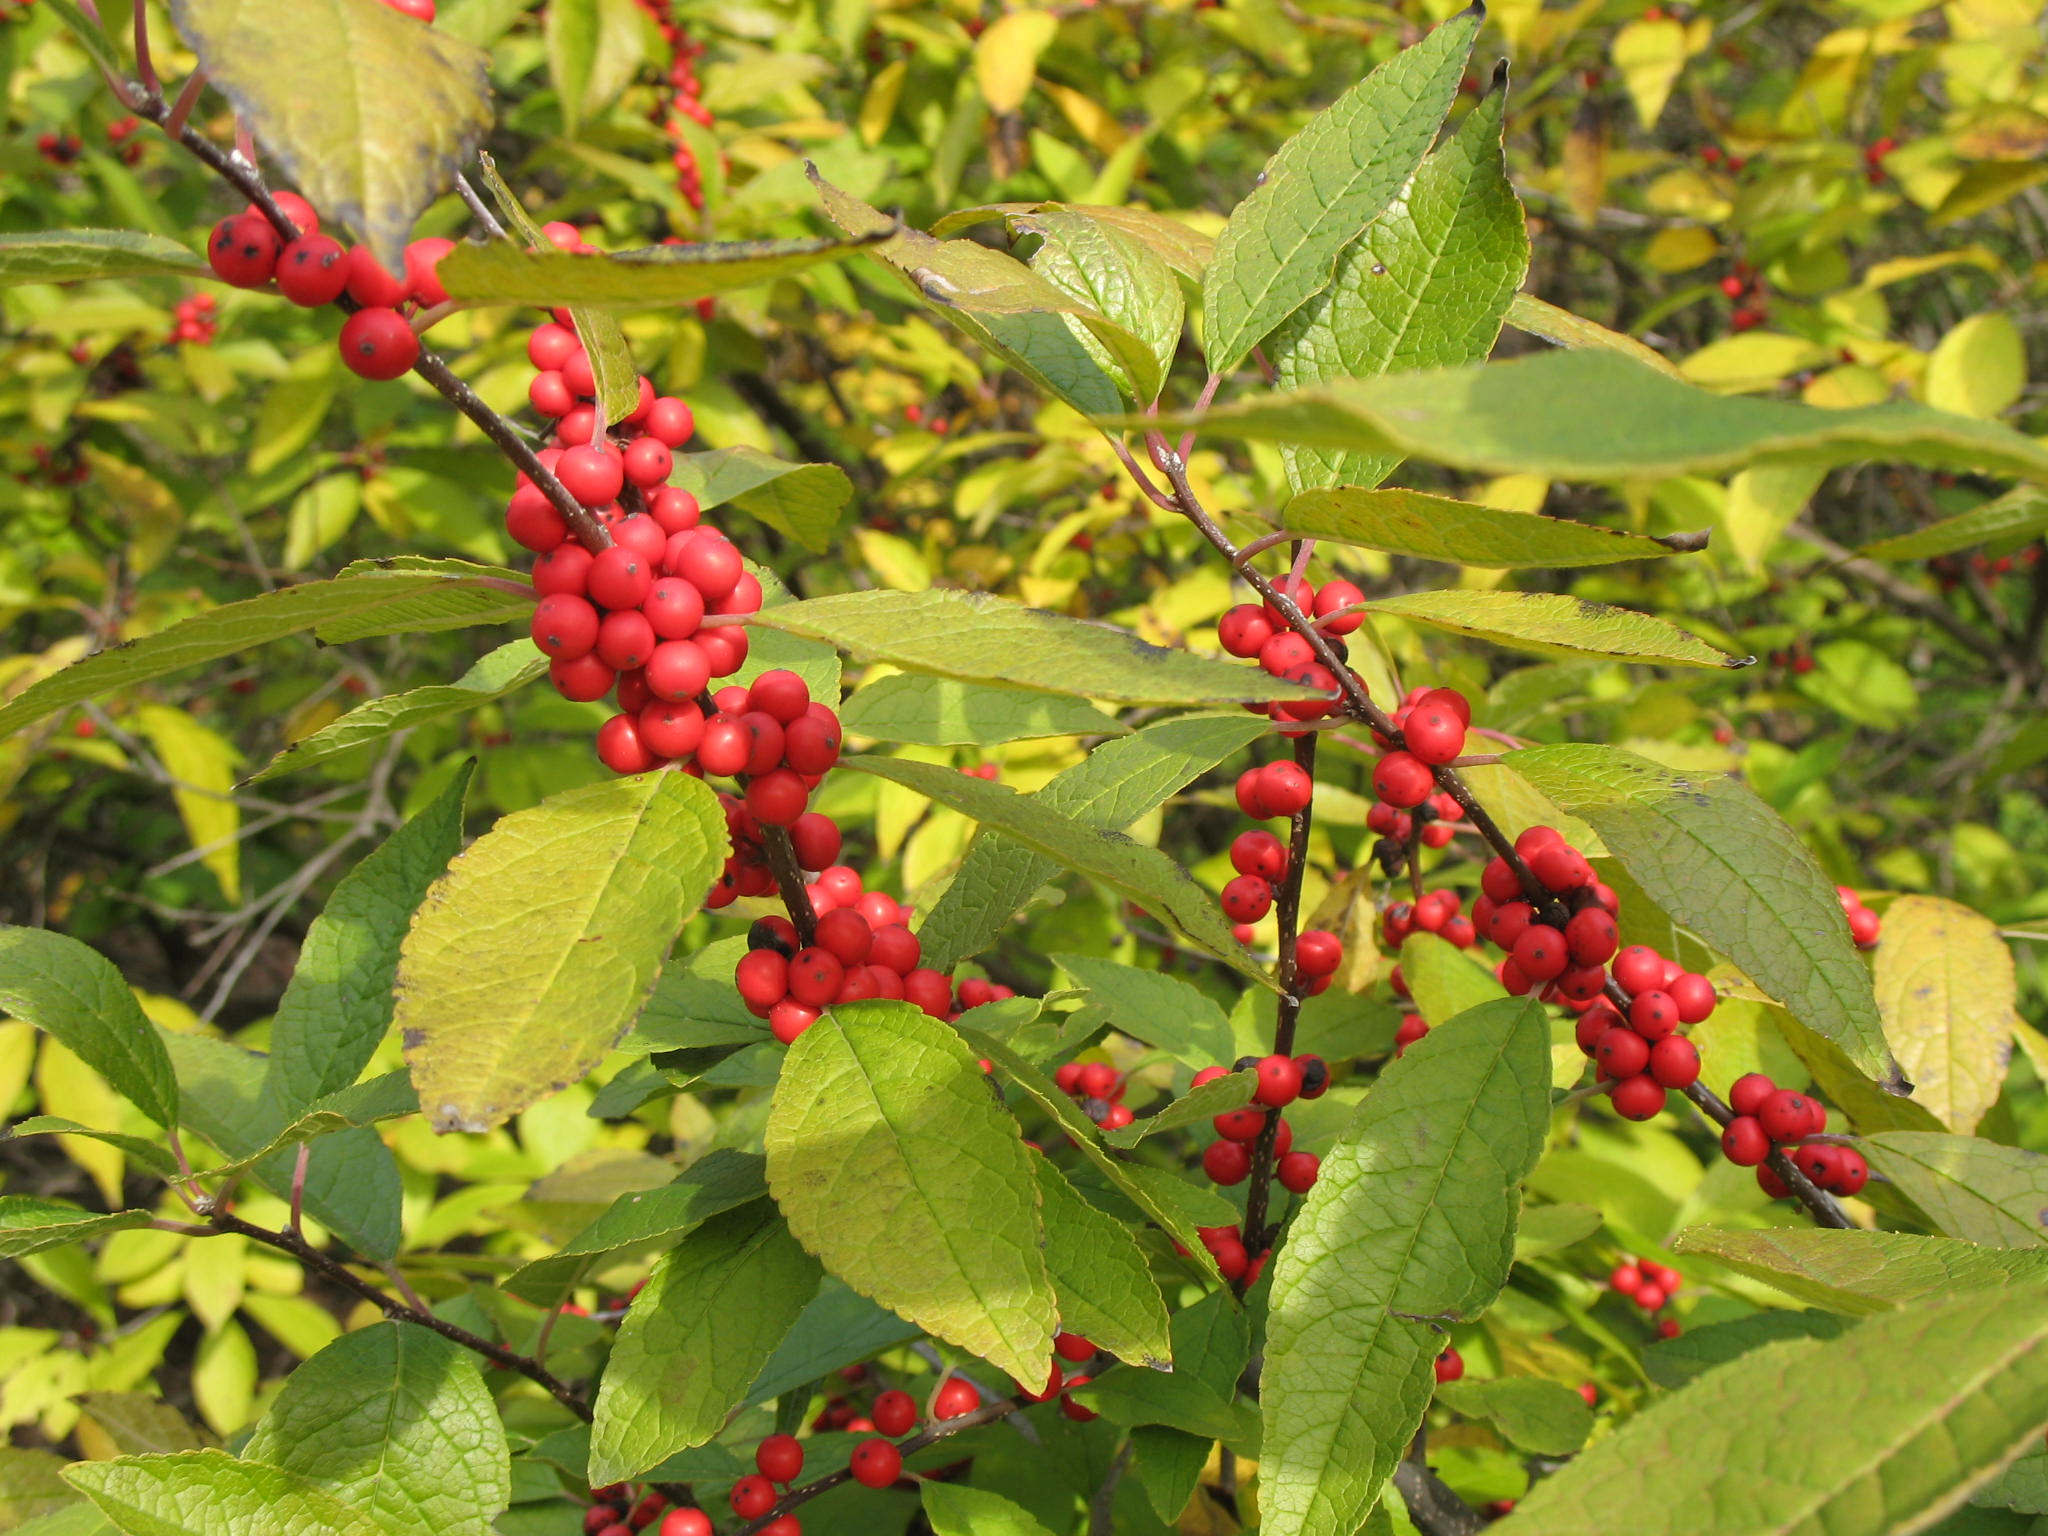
[746,768,809,827]
[1213,1107,1265,1142]
[1565,907,1619,966]
[1403,705,1465,765]
[1254,1053,1303,1107]
[275,233,350,305]
[1612,945,1665,996]
[344,246,408,306]
[1595,1027,1649,1079]
[786,947,845,1008]
[1312,579,1364,635]
[1757,1089,1816,1143]
[849,1438,901,1489]
[1728,1072,1776,1117]
[1218,603,1275,658]
[1668,972,1717,1023]
[1258,760,1314,816]
[1295,1054,1330,1098]
[624,437,673,489]
[1435,1347,1464,1384]
[1220,874,1274,923]
[729,1476,776,1519]
[1628,990,1678,1041]
[338,307,419,380]
[557,445,625,507]
[643,396,695,447]
[1373,751,1434,808]
[1720,1115,1769,1165]
[596,609,656,671]
[1277,1150,1319,1193]
[1831,1147,1869,1196]
[596,713,660,774]
[872,1388,917,1437]
[207,213,281,287]
[1610,1074,1666,1121]
[587,546,654,612]
[1294,930,1342,977]
[550,653,615,702]
[1512,923,1569,983]
[1230,829,1289,882]
[532,594,600,660]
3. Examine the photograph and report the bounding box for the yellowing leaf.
[134,705,243,904]
[1874,895,2018,1133]
[859,58,908,145]
[1681,333,1831,391]
[1925,312,2027,418]
[1643,225,1717,273]
[976,12,1059,112]
[1610,17,1691,127]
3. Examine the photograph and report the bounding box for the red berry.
[1403,707,1465,765]
[1610,1074,1666,1121]
[1668,972,1717,1024]
[1628,991,1677,1041]
[596,713,660,774]
[729,1475,776,1519]
[670,532,744,599]
[1595,1027,1649,1079]
[1221,874,1274,923]
[645,639,711,703]
[625,436,673,489]
[1257,760,1314,816]
[207,213,281,287]
[1648,1035,1701,1089]
[814,908,873,967]
[1512,924,1569,983]
[1230,829,1289,881]
[1720,1115,1769,1165]
[1059,1377,1098,1421]
[1612,945,1665,995]
[747,669,811,724]
[1372,751,1434,807]
[756,1433,803,1484]
[1488,901,1534,950]
[532,594,600,660]
[1213,1108,1265,1142]
[768,1000,818,1044]
[658,1512,711,1536]
[789,811,842,871]
[344,246,409,307]
[1565,907,1619,965]
[275,233,350,305]
[782,714,842,775]
[1728,1072,1776,1117]
[558,445,626,507]
[1262,574,1316,625]
[1757,1089,1814,1143]
[1254,1054,1302,1107]
[932,1378,980,1420]
[643,396,696,447]
[550,654,615,702]
[404,236,454,306]
[1218,603,1275,658]
[747,769,809,827]
[1634,1282,1666,1310]
[1609,1263,1642,1294]
[1831,1148,1869,1196]
[872,1388,917,1437]
[1294,930,1342,977]
[1055,1331,1096,1362]
[1312,579,1364,635]
[1532,843,1593,893]
[1203,1139,1251,1185]
[528,322,578,370]
[1277,1150,1319,1193]
[786,947,845,1008]
[849,1438,901,1489]
[337,307,419,380]
[1435,1347,1463,1384]
[649,487,702,533]
[266,191,319,235]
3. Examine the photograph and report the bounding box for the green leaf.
[764,1000,1059,1383]
[0,231,210,286]
[40,0,125,83]
[1020,209,1183,404]
[1262,996,1550,1536]
[1503,292,1686,379]
[1862,1133,2048,1249]
[247,648,542,783]
[669,446,853,555]
[741,1279,925,1409]
[165,0,492,274]
[1872,895,2019,1133]
[1673,1227,2048,1315]
[588,1202,821,1484]
[1068,1370,1255,1442]
[1202,9,1480,373]
[503,1148,769,1306]
[542,0,644,134]
[242,1324,510,1536]
[1270,70,1526,493]
[0,1197,151,1259]
[1435,1379,1593,1456]
[0,567,531,742]
[1859,487,2048,562]
[1033,1159,1173,1368]
[439,236,886,308]
[1641,1311,1854,1389]
[74,1394,211,1456]
[851,755,1268,988]
[0,927,178,1127]
[1055,954,1239,1069]
[266,766,470,1110]
[398,772,726,1133]
[1493,1287,2048,1536]
[930,202,1214,281]
[0,1117,180,1179]
[1283,486,1698,569]
[1131,1289,1255,1520]
[1366,591,1745,668]
[186,1071,420,1181]
[917,714,1271,970]
[922,1483,1059,1536]
[1163,349,2048,483]
[1399,931,1507,1028]
[750,589,1314,706]
[65,1450,391,1536]
[1,1448,89,1530]
[841,674,1120,746]
[1508,744,1893,1079]
[1100,1070,1254,1147]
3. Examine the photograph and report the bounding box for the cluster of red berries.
[1563,941,1711,1122]
[1216,573,1364,730]
[1718,1073,1868,1199]
[1020,1333,1105,1422]
[1864,135,1897,184]
[203,192,451,381]
[632,0,714,215]
[168,293,218,347]
[735,891,958,1044]
[34,131,82,166]
[105,115,143,164]
[1699,144,1749,173]
[1195,1060,1325,1229]
[1052,1058,1135,1130]
[1931,548,2042,589]
[580,1485,689,1536]
[1718,262,1766,331]
[1836,885,1881,949]
[1608,1256,1684,1322]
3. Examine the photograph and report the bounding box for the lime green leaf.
[1493,1287,2048,1536]
[1055,954,1239,1069]
[851,756,1267,988]
[242,1324,509,1536]
[1101,1070,1254,1147]
[922,1483,1058,1536]
[74,1394,210,1456]
[1270,70,1526,493]
[1926,312,2026,420]
[1262,996,1550,1536]
[1069,1370,1255,1442]
[669,446,852,554]
[0,567,531,742]
[0,231,209,286]
[932,202,1214,279]
[1284,486,1697,569]
[0,1197,151,1259]
[543,0,644,135]
[765,1000,1059,1383]
[315,560,531,642]
[1436,1379,1594,1456]
[65,1450,391,1536]
[1862,1133,2048,1249]
[1508,744,1892,1079]
[1503,293,1685,380]
[0,927,178,1128]
[399,772,726,1133]
[917,715,1270,970]
[1,1448,89,1529]
[1674,1227,2048,1315]
[281,474,361,570]
[503,1149,768,1307]
[588,1202,821,1484]
[1400,931,1507,1027]
[1160,350,2048,483]
[132,705,242,903]
[248,646,541,784]
[1859,487,2048,562]
[749,589,1313,706]
[185,1072,419,1182]
[1021,209,1183,404]
[1366,591,1745,668]
[1873,895,2017,1134]
[440,236,887,308]
[841,674,1118,746]
[1642,1311,1853,1389]
[165,0,492,274]
[1202,10,1480,373]
[1,1117,180,1179]
[1033,1159,1172,1368]
[742,1279,926,1409]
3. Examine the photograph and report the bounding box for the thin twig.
[454,172,509,239]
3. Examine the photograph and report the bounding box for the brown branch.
[1393,1458,1488,1536]
[761,824,820,947]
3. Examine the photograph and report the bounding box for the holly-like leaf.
[399,772,726,1133]
[1862,1133,2048,1249]
[241,1324,510,1536]
[765,1001,1059,1384]
[265,766,469,1111]
[588,1202,821,1484]
[1365,591,1744,668]
[840,674,1120,746]
[0,927,178,1128]
[668,447,852,554]
[0,231,209,286]
[1202,8,1481,373]
[166,0,492,274]
[1508,744,1893,1080]
[1436,1379,1594,1456]
[1262,997,1550,1536]
[1021,209,1184,404]
[1033,1159,1173,1368]
[1283,486,1698,568]
[0,1196,151,1259]
[1269,67,1526,492]
[66,1450,390,1536]
[440,235,888,308]
[1872,895,2019,1133]
[1673,1227,2048,1315]
[1055,954,1240,1069]
[851,756,1268,987]
[1492,1287,2048,1536]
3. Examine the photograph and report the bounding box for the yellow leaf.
[1722,463,1825,574]
[1924,312,2026,418]
[34,1040,124,1207]
[975,11,1059,113]
[0,1020,35,1120]
[1560,103,1609,225]
[1041,79,1126,156]
[854,527,933,592]
[134,704,243,904]
[1680,332,1831,391]
[191,1319,258,1437]
[1643,225,1717,273]
[1802,365,1892,409]
[182,1233,248,1334]
[1610,17,1690,128]
[1873,894,2018,1133]
[858,58,907,146]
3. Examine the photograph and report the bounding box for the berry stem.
[131,1,158,98]
[760,822,820,946]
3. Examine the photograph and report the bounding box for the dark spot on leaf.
[402,1028,425,1049]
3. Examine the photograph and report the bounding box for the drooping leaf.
[1872,895,2018,1133]
[1365,591,1745,668]
[922,1483,1059,1536]
[851,756,1268,987]
[1435,1378,1594,1456]
[265,766,469,1111]
[1,1117,181,1179]
[0,231,210,286]
[0,1196,151,1259]
[1033,1159,1173,1369]
[65,1450,390,1536]
[1262,997,1550,1536]
[398,772,726,1133]
[1055,953,1239,1068]
[840,674,1120,746]
[1283,486,1698,568]
[241,1325,510,1536]
[1201,9,1481,372]
[1100,1070,1254,1148]
[1492,1287,2048,1536]
[186,1071,420,1181]
[0,927,178,1128]
[764,1001,1059,1383]
[1862,1133,2048,1249]
[1130,1289,1254,1520]
[1673,1227,2048,1315]
[1859,486,2048,562]
[1020,209,1184,403]
[165,0,492,274]
[1770,1009,1946,1136]
[0,1449,79,1530]
[1508,744,1893,1079]
[588,1202,821,1484]
[438,235,883,309]
[668,446,853,554]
